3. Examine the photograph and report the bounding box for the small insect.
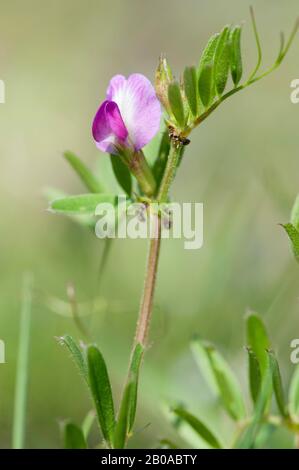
[168,126,190,146]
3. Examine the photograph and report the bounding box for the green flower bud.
[155,55,173,113]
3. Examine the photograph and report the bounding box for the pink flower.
[92,74,161,155]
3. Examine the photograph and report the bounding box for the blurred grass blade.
[58,335,88,384]
[152,130,171,189]
[113,381,132,449]
[192,338,245,420]
[50,193,118,214]
[198,63,214,107]
[12,273,34,449]
[128,343,144,431]
[64,422,87,449]
[172,408,221,449]
[183,66,198,116]
[230,26,243,86]
[246,312,270,378]
[236,356,273,449]
[64,151,104,193]
[87,345,115,446]
[281,223,299,263]
[288,366,299,421]
[82,410,96,440]
[206,344,246,420]
[291,194,299,230]
[214,26,231,96]
[247,348,261,404]
[267,350,287,418]
[168,81,186,128]
[191,337,218,394]
[110,155,132,197]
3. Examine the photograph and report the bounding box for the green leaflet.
[58,335,88,384]
[113,343,144,449]
[127,343,144,431]
[197,31,219,108]
[172,408,221,449]
[246,312,270,378]
[230,26,243,85]
[288,366,299,421]
[50,193,118,214]
[110,155,132,197]
[64,422,87,449]
[198,63,214,107]
[198,33,219,74]
[113,381,132,449]
[87,345,115,446]
[64,151,104,193]
[152,129,171,190]
[44,187,96,229]
[247,348,261,404]
[183,66,198,117]
[267,350,287,418]
[236,356,273,449]
[214,26,231,96]
[168,81,186,128]
[281,223,299,263]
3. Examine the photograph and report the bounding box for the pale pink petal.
[109,73,161,150]
[106,74,126,102]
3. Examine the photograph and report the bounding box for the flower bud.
[155,55,173,113]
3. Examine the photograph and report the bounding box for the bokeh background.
[0,0,299,448]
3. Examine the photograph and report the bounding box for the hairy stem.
[133,141,182,346]
[157,143,182,202]
[134,214,161,346]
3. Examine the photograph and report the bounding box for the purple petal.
[92,100,128,154]
[106,73,161,150]
[106,101,128,141]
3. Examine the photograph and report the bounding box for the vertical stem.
[134,215,161,346]
[121,140,182,441]
[133,141,182,347]
[157,142,182,202]
[12,273,34,449]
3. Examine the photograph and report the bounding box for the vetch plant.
[49,9,298,448]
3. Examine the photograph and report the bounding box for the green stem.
[157,142,182,202]
[12,273,34,449]
[121,150,156,197]
[133,140,183,345]
[134,214,162,346]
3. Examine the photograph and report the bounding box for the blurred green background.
[0,0,299,448]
